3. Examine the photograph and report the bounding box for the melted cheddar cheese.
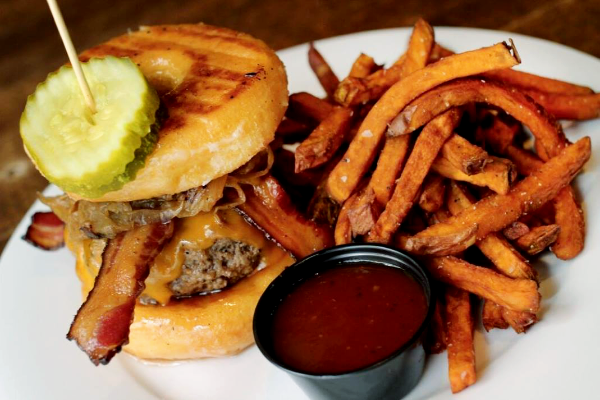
[69,208,293,305]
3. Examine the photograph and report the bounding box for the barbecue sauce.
[270,264,427,374]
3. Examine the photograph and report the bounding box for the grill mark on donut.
[151,25,265,54]
[79,45,139,61]
[226,67,265,100]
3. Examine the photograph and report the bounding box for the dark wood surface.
[1,0,599,253]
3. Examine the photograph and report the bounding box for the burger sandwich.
[20,23,333,365]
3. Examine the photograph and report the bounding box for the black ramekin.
[253,243,435,400]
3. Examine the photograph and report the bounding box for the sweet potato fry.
[447,182,535,280]
[347,187,381,236]
[440,134,490,175]
[479,115,521,155]
[327,43,520,203]
[504,144,542,175]
[551,188,585,259]
[428,43,454,64]
[523,90,600,120]
[424,300,447,354]
[334,192,358,245]
[504,144,585,260]
[348,53,380,78]
[369,134,412,205]
[275,118,312,142]
[355,20,437,202]
[272,148,323,189]
[238,175,334,258]
[395,222,477,256]
[444,286,476,393]
[483,68,594,95]
[427,256,540,313]
[402,137,590,255]
[334,18,435,107]
[501,308,538,334]
[515,224,561,255]
[391,78,567,161]
[308,42,340,99]
[295,106,353,172]
[419,174,446,213]
[432,156,516,195]
[502,221,530,240]
[287,92,334,123]
[366,110,461,243]
[482,300,509,331]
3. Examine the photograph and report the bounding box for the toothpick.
[46,0,96,113]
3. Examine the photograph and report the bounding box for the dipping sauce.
[270,264,428,374]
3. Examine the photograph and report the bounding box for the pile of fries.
[273,19,597,393]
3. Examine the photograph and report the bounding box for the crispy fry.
[502,221,530,240]
[238,175,334,258]
[295,106,353,172]
[504,144,542,175]
[424,300,447,354]
[334,18,435,107]
[427,256,540,313]
[515,224,561,255]
[403,137,590,255]
[523,90,600,120]
[479,115,521,155]
[367,110,461,243]
[440,134,490,175]
[348,53,380,78]
[369,134,412,205]
[432,156,516,195]
[396,222,477,256]
[308,42,340,99]
[551,188,585,259]
[275,118,312,142]
[428,43,454,64]
[327,43,520,203]
[272,148,324,189]
[287,92,334,123]
[501,308,538,334]
[392,78,568,161]
[483,68,594,95]
[482,300,509,331]
[447,182,535,280]
[347,187,381,236]
[504,144,585,260]
[356,20,437,203]
[307,188,340,227]
[334,192,358,245]
[419,174,446,213]
[306,153,346,226]
[444,286,476,393]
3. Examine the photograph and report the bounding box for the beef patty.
[170,238,261,296]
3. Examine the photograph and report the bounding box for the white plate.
[1,27,599,400]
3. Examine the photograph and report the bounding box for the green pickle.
[20,56,160,198]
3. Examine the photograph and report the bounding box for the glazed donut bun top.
[77,24,288,202]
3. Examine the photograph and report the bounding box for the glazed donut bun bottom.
[60,23,292,360]
[67,209,294,360]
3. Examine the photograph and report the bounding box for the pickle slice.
[20,57,160,198]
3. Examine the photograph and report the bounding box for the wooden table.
[1,0,599,253]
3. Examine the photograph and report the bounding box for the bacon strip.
[237,175,334,258]
[67,221,174,365]
[23,212,65,250]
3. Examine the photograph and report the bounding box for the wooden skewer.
[46,0,96,113]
